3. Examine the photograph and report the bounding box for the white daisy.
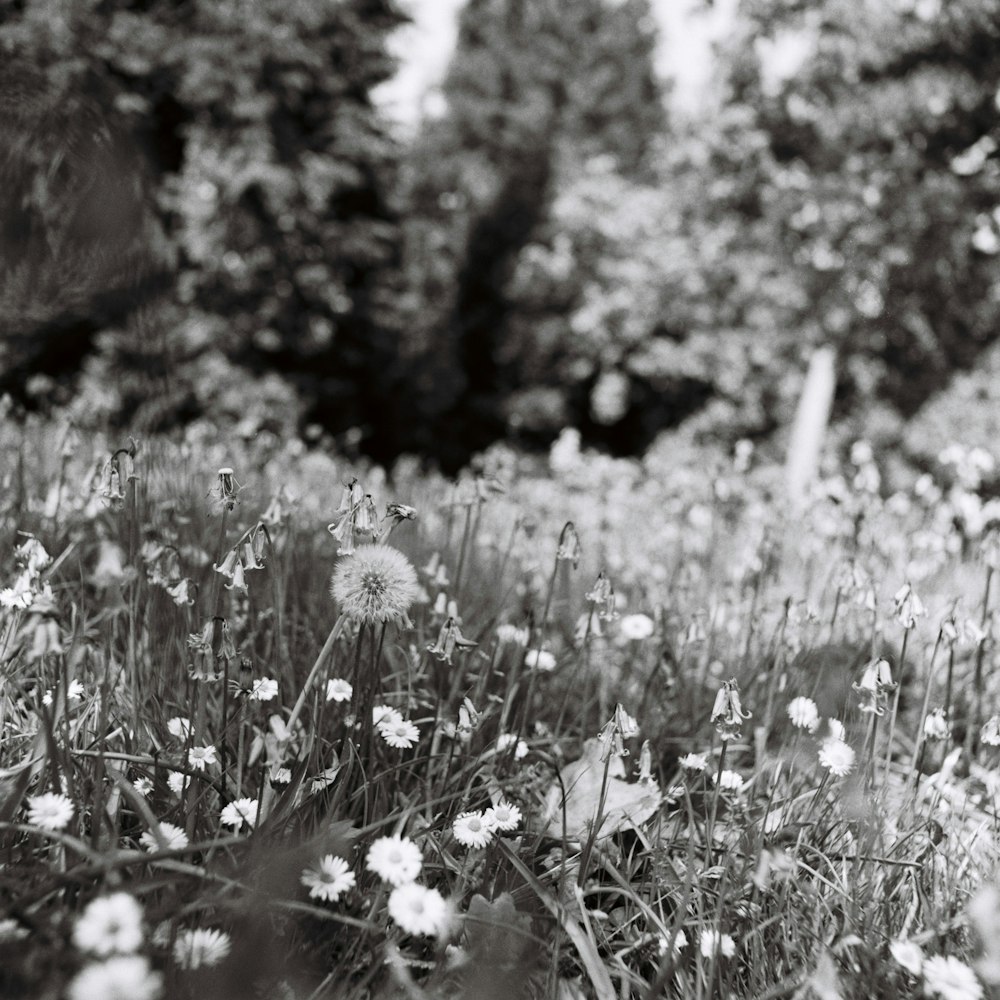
[712,770,745,793]
[72,893,144,957]
[219,797,259,831]
[67,956,162,1000]
[132,776,154,797]
[26,791,74,831]
[173,928,232,970]
[139,823,189,853]
[787,697,820,732]
[483,801,522,832]
[619,613,655,641]
[679,753,708,772]
[387,883,450,937]
[525,649,556,671]
[301,855,356,902]
[166,717,191,740]
[187,745,217,770]
[366,835,423,886]
[658,928,689,954]
[249,677,278,702]
[379,718,420,749]
[166,772,188,797]
[699,929,736,959]
[818,739,856,777]
[373,705,404,728]
[922,955,983,1000]
[496,734,529,759]
[326,678,353,702]
[452,811,498,849]
[889,939,924,975]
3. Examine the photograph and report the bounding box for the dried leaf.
[542,737,661,842]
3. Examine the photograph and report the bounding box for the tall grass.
[1,417,999,999]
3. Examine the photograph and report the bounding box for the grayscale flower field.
[2,421,1000,1000]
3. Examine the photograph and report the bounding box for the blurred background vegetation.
[2,0,1000,471]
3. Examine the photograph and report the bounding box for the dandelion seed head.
[330,545,418,626]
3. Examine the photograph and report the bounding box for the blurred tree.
[729,0,1000,421]
[0,0,408,457]
[399,0,667,468]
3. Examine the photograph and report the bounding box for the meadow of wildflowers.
[5,416,1000,999]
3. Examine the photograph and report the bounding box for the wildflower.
[496,733,529,759]
[0,919,29,943]
[496,623,529,647]
[924,708,951,741]
[210,467,241,513]
[484,801,522,832]
[249,677,278,702]
[67,956,162,1000]
[890,939,924,975]
[373,705,403,728]
[327,479,375,555]
[330,545,419,626]
[586,571,618,621]
[787,697,820,732]
[220,797,259,831]
[699,929,736,959]
[921,955,983,1000]
[711,678,752,741]
[818,739,855,777]
[712,770,745,793]
[72,893,144,956]
[165,578,195,607]
[132,776,153,797]
[853,658,895,716]
[893,583,925,630]
[422,552,450,588]
[173,928,232,969]
[301,855,356,902]
[187,745,217,771]
[679,753,708,772]
[452,811,497,848]
[620,613,655,641]
[981,717,1000,747]
[326,678,353,702]
[366,835,423,886]
[167,772,187,796]
[426,617,477,663]
[310,767,340,793]
[167,717,192,740]
[379,718,420,749]
[139,823,189,852]
[556,521,582,568]
[826,718,846,742]
[270,766,292,785]
[26,791,74,831]
[658,928,689,954]
[597,704,639,760]
[525,648,556,671]
[638,740,654,783]
[387,883,450,937]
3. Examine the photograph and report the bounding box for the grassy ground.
[1,417,999,999]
